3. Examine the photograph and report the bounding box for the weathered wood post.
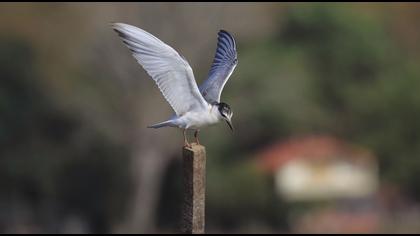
[181,143,206,234]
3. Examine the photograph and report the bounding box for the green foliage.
[202,5,420,230]
[277,7,420,196]
[0,38,132,233]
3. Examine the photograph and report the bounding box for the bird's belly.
[178,111,219,129]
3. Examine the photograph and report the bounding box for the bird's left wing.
[199,30,238,104]
[112,23,208,116]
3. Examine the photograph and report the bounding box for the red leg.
[183,129,191,148]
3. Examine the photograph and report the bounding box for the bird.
[111,23,238,147]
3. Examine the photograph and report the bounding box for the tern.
[112,23,237,147]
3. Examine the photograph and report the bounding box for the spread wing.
[112,23,208,116]
[199,30,238,104]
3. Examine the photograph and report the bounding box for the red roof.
[256,134,374,173]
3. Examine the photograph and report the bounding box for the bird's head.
[217,102,233,131]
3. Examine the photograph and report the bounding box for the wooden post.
[181,143,206,234]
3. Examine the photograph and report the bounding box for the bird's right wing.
[112,23,208,116]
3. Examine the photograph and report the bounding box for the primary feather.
[199,30,238,104]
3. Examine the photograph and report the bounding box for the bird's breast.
[180,108,221,129]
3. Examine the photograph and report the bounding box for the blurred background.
[1,2,420,234]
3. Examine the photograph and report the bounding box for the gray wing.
[112,23,208,116]
[199,30,238,104]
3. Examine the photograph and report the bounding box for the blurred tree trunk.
[124,144,169,233]
[111,102,177,233]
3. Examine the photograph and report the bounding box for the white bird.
[112,23,237,147]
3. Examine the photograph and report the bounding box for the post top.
[183,143,206,152]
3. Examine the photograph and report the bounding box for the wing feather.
[199,30,238,104]
[112,23,208,116]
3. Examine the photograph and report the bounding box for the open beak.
[226,118,234,132]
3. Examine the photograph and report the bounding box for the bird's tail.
[147,120,173,129]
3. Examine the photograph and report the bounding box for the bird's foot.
[183,129,192,148]
[183,141,192,149]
